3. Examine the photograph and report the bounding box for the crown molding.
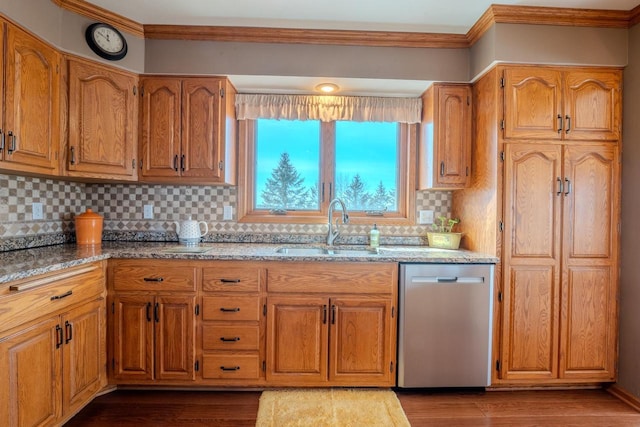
[52,1,638,48]
[52,0,144,37]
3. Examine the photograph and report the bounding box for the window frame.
[237,119,416,225]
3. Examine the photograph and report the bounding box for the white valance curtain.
[235,94,422,124]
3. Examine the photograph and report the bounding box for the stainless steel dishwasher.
[397,263,494,388]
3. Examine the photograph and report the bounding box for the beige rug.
[255,388,411,427]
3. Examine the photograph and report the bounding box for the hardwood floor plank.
[66,388,640,426]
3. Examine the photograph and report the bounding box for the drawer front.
[202,354,260,380]
[0,263,105,334]
[111,261,197,292]
[202,296,261,321]
[203,265,261,292]
[267,262,396,294]
[203,325,260,351]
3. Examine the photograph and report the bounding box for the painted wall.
[618,22,640,400]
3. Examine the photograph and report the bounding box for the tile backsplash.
[0,173,451,250]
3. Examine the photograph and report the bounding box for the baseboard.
[607,384,640,412]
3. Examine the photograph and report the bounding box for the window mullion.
[320,121,336,215]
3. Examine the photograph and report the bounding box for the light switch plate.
[143,204,154,219]
[223,205,233,221]
[418,210,434,224]
[32,202,43,220]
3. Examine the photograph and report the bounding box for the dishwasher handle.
[409,276,485,284]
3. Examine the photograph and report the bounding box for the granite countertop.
[0,242,499,284]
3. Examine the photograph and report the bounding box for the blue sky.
[255,119,398,199]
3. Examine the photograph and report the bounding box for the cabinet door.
[435,85,471,187]
[67,59,137,180]
[560,145,619,380]
[266,296,328,385]
[0,317,62,427]
[155,296,196,381]
[112,295,154,381]
[503,67,563,140]
[329,297,395,386]
[139,77,182,179]
[2,23,60,175]
[62,299,106,417]
[500,144,562,380]
[563,70,621,141]
[181,79,223,179]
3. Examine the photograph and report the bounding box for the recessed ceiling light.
[315,83,339,93]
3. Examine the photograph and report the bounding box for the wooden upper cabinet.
[0,21,60,175]
[418,83,472,189]
[139,76,237,184]
[67,57,138,180]
[503,66,621,142]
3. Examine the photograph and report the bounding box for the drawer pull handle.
[220,307,240,312]
[220,279,241,283]
[220,337,241,342]
[51,290,72,301]
[144,277,164,282]
[220,366,240,371]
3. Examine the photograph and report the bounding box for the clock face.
[85,23,128,61]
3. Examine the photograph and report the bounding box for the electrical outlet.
[143,204,154,219]
[418,210,434,224]
[223,205,233,221]
[32,202,44,220]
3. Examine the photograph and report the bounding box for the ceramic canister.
[75,208,103,245]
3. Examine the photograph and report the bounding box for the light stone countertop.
[0,242,499,284]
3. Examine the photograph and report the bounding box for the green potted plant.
[427,216,463,249]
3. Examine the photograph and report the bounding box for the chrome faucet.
[327,198,349,246]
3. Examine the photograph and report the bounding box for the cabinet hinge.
[390,361,394,373]
[498,291,503,302]
[218,161,224,170]
[56,64,59,74]
[496,360,501,371]
[133,86,137,96]
[466,166,469,177]
[139,159,143,170]
[263,304,267,316]
[195,360,199,372]
[500,151,505,162]
[499,221,504,232]
[195,304,200,316]
[112,358,115,370]
[467,95,470,106]
[500,77,505,88]
[391,307,395,318]
[140,86,144,97]
[220,88,225,98]
[500,119,505,130]
[111,302,115,314]
[132,159,136,169]
[262,360,266,372]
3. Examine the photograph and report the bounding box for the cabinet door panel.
[68,59,137,179]
[140,78,181,178]
[155,296,195,381]
[62,299,106,417]
[503,68,563,140]
[112,295,153,381]
[181,79,222,179]
[501,266,559,380]
[437,85,471,186]
[564,71,621,141]
[0,317,61,427]
[329,298,394,386]
[266,296,328,384]
[3,24,60,174]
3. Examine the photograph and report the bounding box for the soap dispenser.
[370,224,380,248]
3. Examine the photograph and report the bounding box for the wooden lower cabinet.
[265,262,397,387]
[0,262,106,427]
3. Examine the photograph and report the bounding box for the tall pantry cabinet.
[453,64,621,386]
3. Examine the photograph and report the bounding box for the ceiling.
[83,0,640,96]
[85,0,640,33]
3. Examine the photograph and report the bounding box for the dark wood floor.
[65,388,640,426]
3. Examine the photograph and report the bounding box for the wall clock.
[85,23,128,61]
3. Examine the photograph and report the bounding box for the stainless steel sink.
[275,247,377,256]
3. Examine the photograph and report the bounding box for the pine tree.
[343,174,370,209]
[370,180,393,210]
[260,152,307,209]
